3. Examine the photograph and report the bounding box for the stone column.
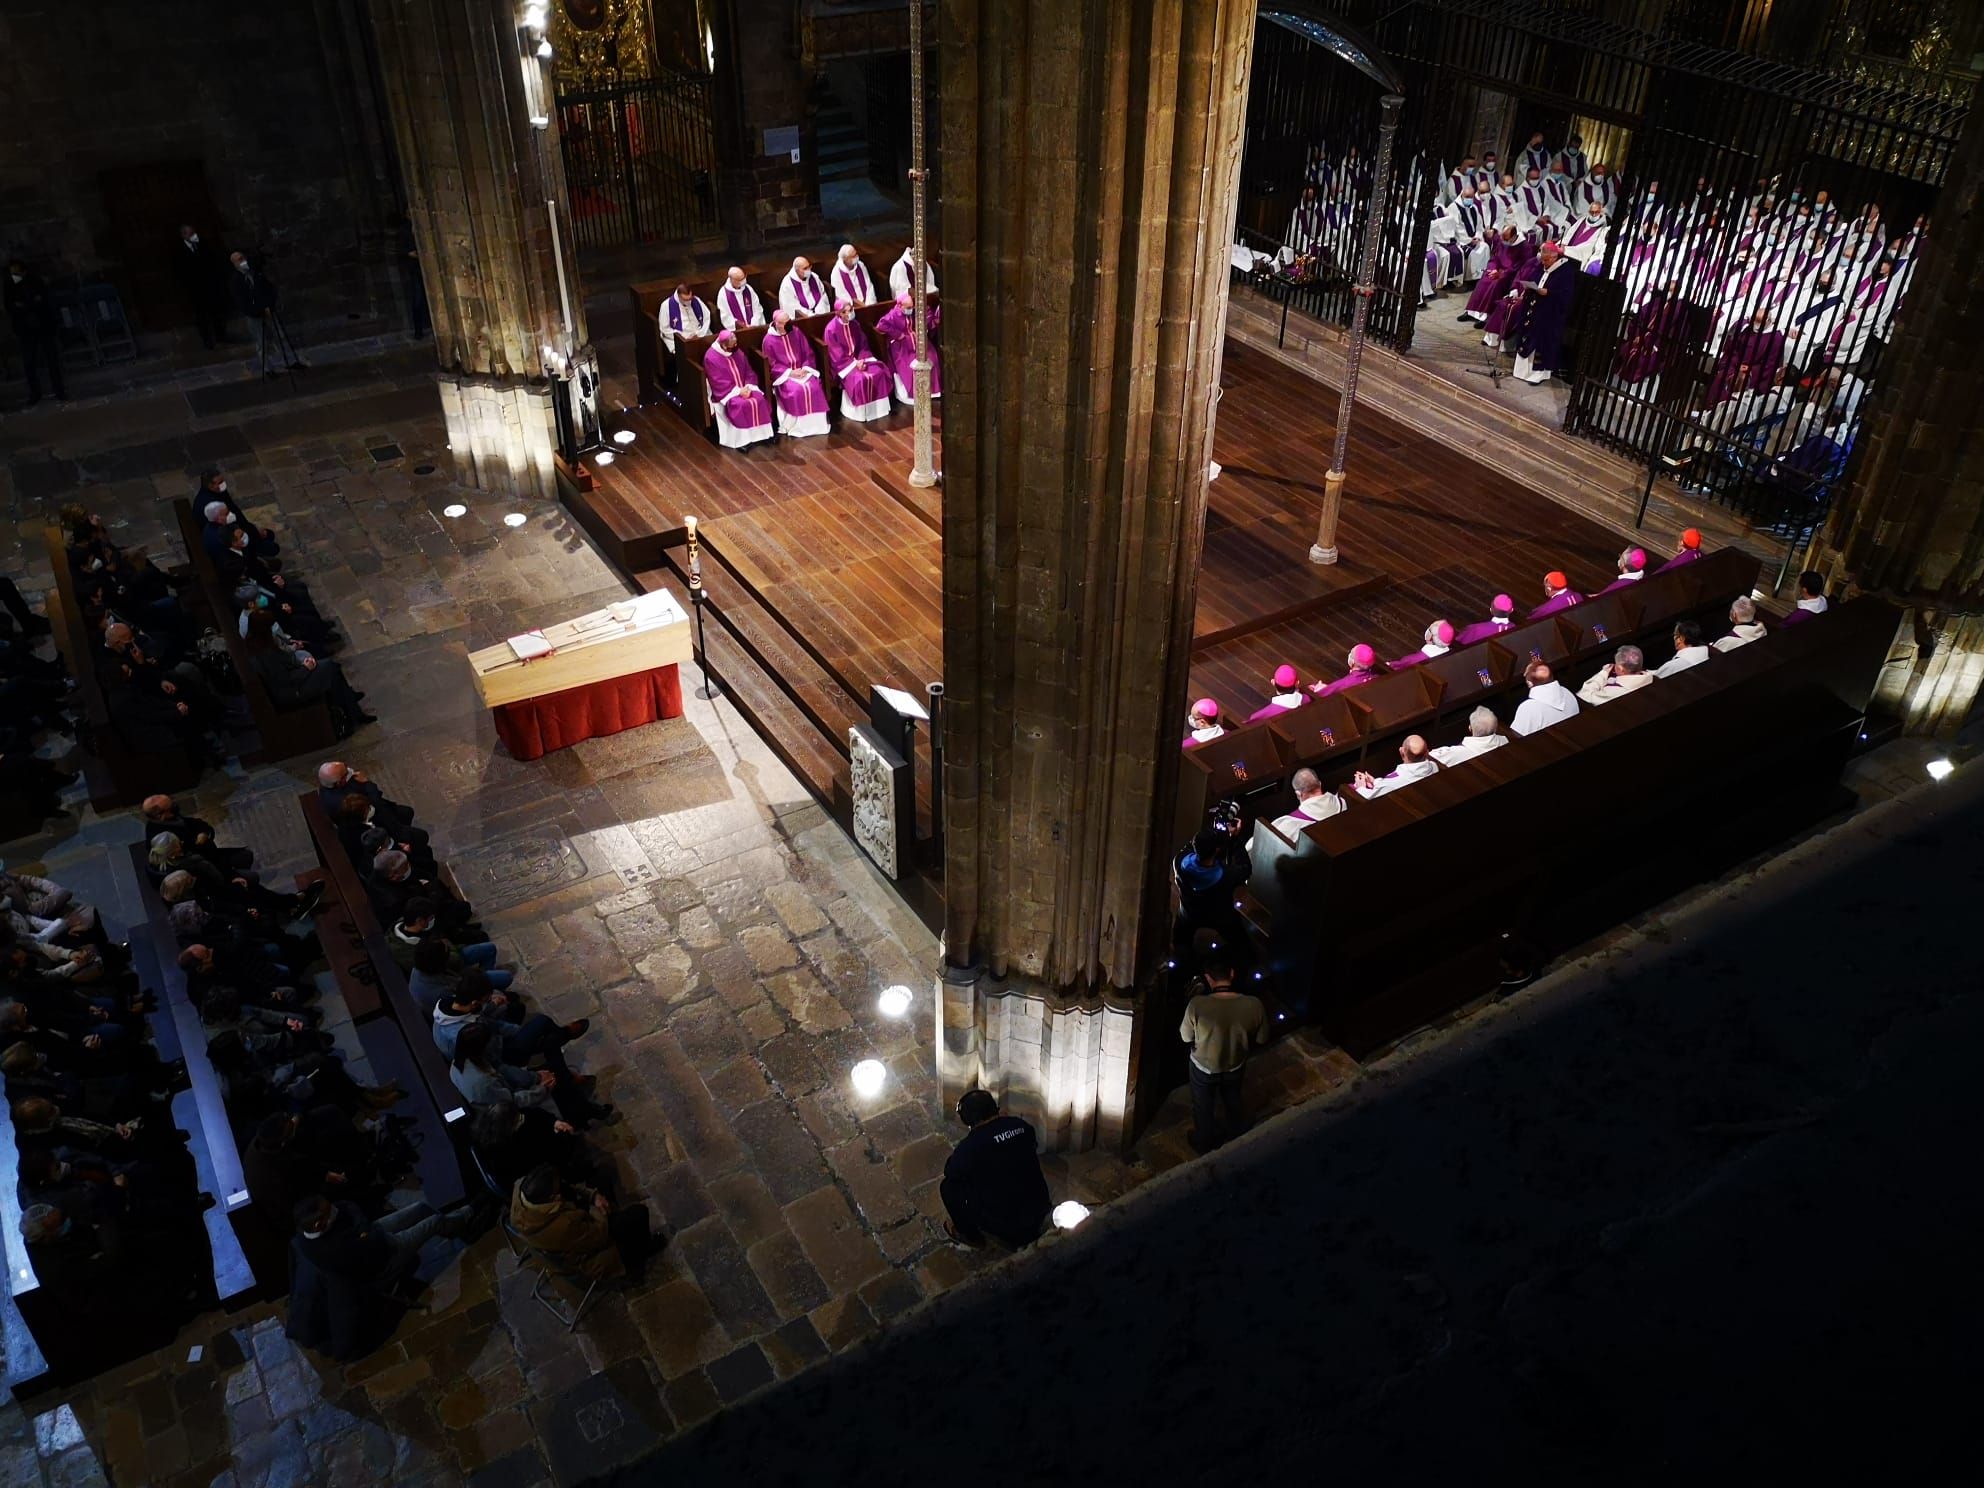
[708,0,820,246]
[938,0,1257,1150]
[1803,78,1984,737]
[368,0,590,499]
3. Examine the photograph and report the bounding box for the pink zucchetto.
[1349,644,1376,669]
[834,298,854,314]
[1625,548,1647,570]
[1491,594,1514,615]
[1192,698,1219,722]
[1272,664,1299,689]
[1430,621,1455,646]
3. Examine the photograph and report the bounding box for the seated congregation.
[643,241,940,449]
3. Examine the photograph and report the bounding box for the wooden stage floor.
[567,337,1629,805]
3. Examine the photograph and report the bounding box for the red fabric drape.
[492,664,684,760]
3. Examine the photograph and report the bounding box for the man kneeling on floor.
[942,1089,1051,1250]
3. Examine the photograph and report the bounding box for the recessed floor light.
[442,503,467,518]
[1927,758,1954,781]
[1052,1201,1090,1230]
[850,1059,887,1098]
[595,450,616,465]
[612,430,636,446]
[877,985,913,1018]
[503,513,528,528]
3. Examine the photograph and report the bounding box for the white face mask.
[8,273,20,283]
[216,481,227,493]
[225,513,237,524]
[187,235,199,247]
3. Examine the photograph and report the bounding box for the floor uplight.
[595,450,616,465]
[1926,758,1954,781]
[1052,1201,1090,1231]
[612,429,637,446]
[850,1059,887,1098]
[442,503,468,519]
[503,513,528,528]
[877,985,913,1019]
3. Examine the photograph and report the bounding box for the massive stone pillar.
[707,0,820,245]
[369,0,591,499]
[1804,79,1984,736]
[937,0,1257,1150]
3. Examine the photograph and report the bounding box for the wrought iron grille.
[555,69,720,250]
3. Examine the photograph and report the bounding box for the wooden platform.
[564,336,1634,831]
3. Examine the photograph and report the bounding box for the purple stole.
[1454,200,1481,236]
[667,296,708,335]
[787,273,825,314]
[1653,548,1702,573]
[723,285,758,327]
[1566,217,1602,251]
[833,262,871,304]
[1519,185,1547,221]
[1454,618,1512,647]
[1522,146,1550,175]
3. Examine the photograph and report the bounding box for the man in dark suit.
[4,260,66,405]
[227,251,305,376]
[173,225,232,349]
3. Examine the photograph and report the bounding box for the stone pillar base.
[938,963,1137,1152]
[437,373,560,501]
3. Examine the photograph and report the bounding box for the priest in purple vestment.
[1655,528,1704,573]
[1597,547,1648,595]
[831,244,878,308]
[825,300,894,422]
[658,283,711,352]
[1390,620,1455,672]
[762,310,830,439]
[1311,644,1384,698]
[1612,285,1690,386]
[1462,227,1531,321]
[1705,310,1787,406]
[1509,244,1577,385]
[1454,594,1517,647]
[702,330,774,450]
[1482,252,1546,347]
[1246,664,1309,723]
[716,267,765,332]
[1527,570,1586,621]
[877,292,942,403]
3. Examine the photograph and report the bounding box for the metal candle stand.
[684,514,717,700]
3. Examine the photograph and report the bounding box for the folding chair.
[500,1212,601,1331]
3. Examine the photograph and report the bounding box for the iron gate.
[556,70,720,250]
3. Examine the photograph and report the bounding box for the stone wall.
[0,0,404,339]
[709,0,821,244]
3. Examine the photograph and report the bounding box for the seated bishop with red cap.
[1527,570,1587,620]
[1654,527,1704,573]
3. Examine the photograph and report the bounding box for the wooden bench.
[298,793,471,1207]
[1173,546,1764,850]
[1245,596,1898,1054]
[40,526,203,811]
[121,865,266,1298]
[170,497,338,765]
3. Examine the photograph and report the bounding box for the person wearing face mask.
[194,467,279,556]
[4,259,66,406]
[227,250,306,378]
[173,224,233,349]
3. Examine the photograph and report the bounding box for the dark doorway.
[99,161,224,329]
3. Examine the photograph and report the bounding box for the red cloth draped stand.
[492,664,684,761]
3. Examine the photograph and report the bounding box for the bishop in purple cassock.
[762,310,830,439]
[1705,311,1787,406]
[825,300,894,422]
[1654,529,1704,572]
[1481,252,1545,346]
[1509,244,1577,384]
[876,292,942,403]
[1463,227,1533,321]
[702,331,774,450]
[1527,571,1586,620]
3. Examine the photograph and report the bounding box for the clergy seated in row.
[1653,621,1713,677]
[717,266,766,331]
[780,256,831,319]
[1314,644,1383,698]
[1353,736,1438,800]
[1512,662,1580,735]
[1390,620,1455,671]
[703,330,774,450]
[1578,644,1655,706]
[832,245,878,308]
[876,292,942,403]
[1779,570,1830,626]
[1713,597,1769,651]
[827,300,895,422]
[1431,706,1509,767]
[1460,226,1533,323]
[1598,547,1648,595]
[1183,698,1224,749]
[1657,527,1703,572]
[1454,594,1517,646]
[1528,570,1587,621]
[658,283,711,351]
[1248,665,1308,723]
[890,244,937,300]
[1269,767,1345,834]
[1558,201,1611,274]
[762,311,830,439]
